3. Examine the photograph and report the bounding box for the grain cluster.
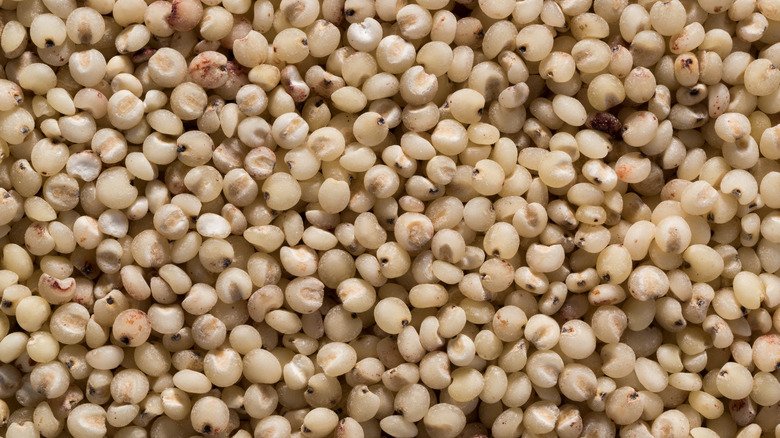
[1,0,780,437]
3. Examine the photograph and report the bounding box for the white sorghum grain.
[0,2,778,437]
